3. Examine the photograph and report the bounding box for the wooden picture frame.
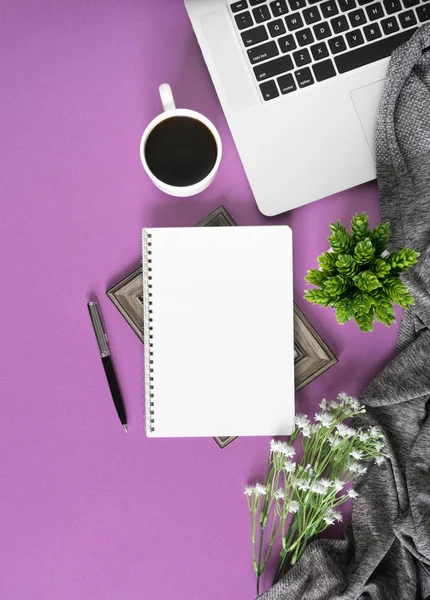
[107,206,337,448]
[293,305,337,391]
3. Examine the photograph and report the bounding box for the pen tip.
[123,424,128,433]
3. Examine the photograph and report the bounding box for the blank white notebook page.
[143,225,294,437]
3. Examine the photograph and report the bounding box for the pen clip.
[88,302,110,357]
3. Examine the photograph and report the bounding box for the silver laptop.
[185,0,427,215]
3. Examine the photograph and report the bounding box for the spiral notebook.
[142,225,295,438]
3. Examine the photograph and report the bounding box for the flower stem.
[257,526,264,576]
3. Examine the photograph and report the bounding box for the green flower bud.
[353,270,382,292]
[354,238,375,265]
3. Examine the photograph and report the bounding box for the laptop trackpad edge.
[351,79,385,160]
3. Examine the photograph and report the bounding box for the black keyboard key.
[247,40,280,63]
[358,0,374,4]
[241,24,269,46]
[399,9,417,26]
[295,67,315,88]
[339,0,357,10]
[303,6,322,23]
[313,58,336,80]
[366,3,385,20]
[253,54,294,79]
[346,29,365,45]
[278,33,297,51]
[417,4,430,21]
[235,11,254,30]
[296,27,315,46]
[335,28,417,72]
[285,12,304,29]
[259,80,280,100]
[364,22,382,39]
[383,0,402,12]
[288,0,306,9]
[293,47,312,65]
[277,73,297,93]
[329,35,347,52]
[231,1,249,12]
[270,0,289,16]
[268,18,287,36]
[403,0,419,6]
[311,40,330,59]
[381,15,400,32]
[253,5,271,21]
[321,0,339,17]
[314,21,332,39]
[250,0,266,5]
[349,8,367,24]
[331,15,350,32]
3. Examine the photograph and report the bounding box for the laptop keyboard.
[230,0,429,100]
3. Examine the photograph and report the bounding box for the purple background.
[0,2,400,599]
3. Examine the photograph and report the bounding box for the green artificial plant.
[304,213,420,332]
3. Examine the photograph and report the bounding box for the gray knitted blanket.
[260,24,430,600]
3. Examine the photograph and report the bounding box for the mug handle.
[159,83,176,112]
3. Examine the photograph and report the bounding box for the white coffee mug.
[140,84,222,197]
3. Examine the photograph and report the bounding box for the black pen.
[88,301,128,432]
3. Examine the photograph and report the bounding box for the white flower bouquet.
[245,393,386,596]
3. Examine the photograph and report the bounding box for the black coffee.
[145,116,217,187]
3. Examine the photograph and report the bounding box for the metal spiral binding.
[142,229,155,433]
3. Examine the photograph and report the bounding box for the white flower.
[328,435,341,448]
[358,431,369,442]
[289,500,299,513]
[295,414,310,428]
[319,478,332,489]
[311,480,329,495]
[369,426,382,438]
[270,439,280,453]
[294,477,310,491]
[319,399,328,410]
[337,392,350,404]
[315,412,333,427]
[332,478,344,492]
[347,398,361,411]
[349,399,366,413]
[244,485,253,496]
[350,464,367,476]
[323,508,343,525]
[347,488,358,499]
[275,488,285,500]
[254,483,268,496]
[284,460,296,474]
[302,426,311,437]
[350,449,363,460]
[323,514,335,525]
[375,455,385,466]
[331,509,343,522]
[375,443,384,452]
[336,424,356,438]
[330,400,340,409]
[270,440,295,458]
